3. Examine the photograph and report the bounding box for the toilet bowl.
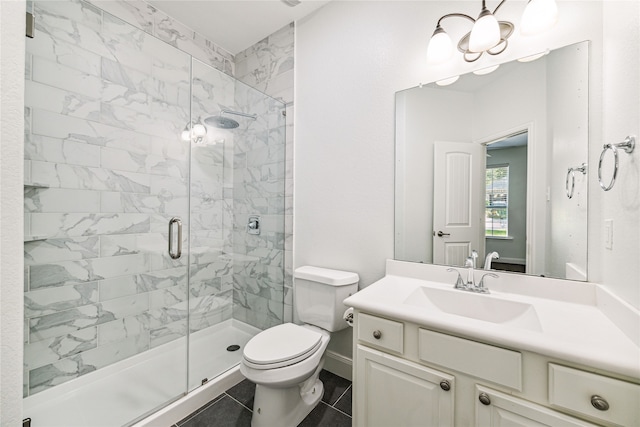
[239,266,359,427]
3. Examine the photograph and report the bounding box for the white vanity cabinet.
[352,311,638,427]
[474,386,596,427]
[355,345,454,427]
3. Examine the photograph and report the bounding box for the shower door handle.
[168,217,182,259]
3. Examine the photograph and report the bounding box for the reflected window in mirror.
[485,165,509,238]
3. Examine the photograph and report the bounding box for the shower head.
[204,109,257,129]
[204,115,239,129]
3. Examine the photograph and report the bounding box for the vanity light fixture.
[426,0,558,64]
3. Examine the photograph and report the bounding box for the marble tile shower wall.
[22,0,236,397]
[235,23,295,323]
[23,0,291,399]
[87,0,235,76]
[189,60,236,333]
[231,82,287,330]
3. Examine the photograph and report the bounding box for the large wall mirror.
[395,41,589,281]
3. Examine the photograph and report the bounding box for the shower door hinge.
[26,12,35,38]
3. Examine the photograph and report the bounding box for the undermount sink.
[404,286,543,332]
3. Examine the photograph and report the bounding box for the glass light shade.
[473,64,500,75]
[518,50,549,63]
[427,29,453,64]
[436,76,460,86]
[192,124,207,138]
[469,11,501,53]
[521,0,558,36]
[181,129,191,142]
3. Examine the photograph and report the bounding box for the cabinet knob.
[478,392,491,406]
[590,395,609,411]
[373,330,382,339]
[439,380,451,391]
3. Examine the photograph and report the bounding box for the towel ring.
[566,163,587,199]
[598,136,635,191]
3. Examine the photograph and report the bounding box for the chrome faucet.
[446,268,466,290]
[466,250,478,286]
[484,251,499,270]
[465,257,475,287]
[476,273,498,293]
[447,249,498,293]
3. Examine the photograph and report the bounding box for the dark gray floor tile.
[297,401,352,427]
[226,378,256,409]
[178,395,252,427]
[319,370,351,405]
[333,385,352,416]
[175,394,224,425]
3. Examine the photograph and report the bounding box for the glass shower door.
[23,1,191,425]
[187,60,287,390]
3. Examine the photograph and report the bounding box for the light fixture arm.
[492,0,508,15]
[436,0,508,27]
[437,13,476,27]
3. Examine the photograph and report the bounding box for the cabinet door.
[355,345,454,427]
[475,386,597,427]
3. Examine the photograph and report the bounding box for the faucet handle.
[477,273,499,293]
[446,268,466,290]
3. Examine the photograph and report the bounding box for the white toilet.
[240,266,359,427]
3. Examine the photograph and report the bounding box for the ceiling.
[148,0,331,55]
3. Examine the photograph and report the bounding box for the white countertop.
[344,261,640,380]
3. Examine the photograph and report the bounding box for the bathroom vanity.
[344,260,640,427]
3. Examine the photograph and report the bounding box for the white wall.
[0,1,26,424]
[296,0,603,285]
[547,43,590,279]
[596,1,640,308]
[295,0,640,363]
[395,87,474,263]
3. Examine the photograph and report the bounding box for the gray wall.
[486,145,528,264]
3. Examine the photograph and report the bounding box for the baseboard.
[323,350,353,381]
[497,257,526,265]
[132,366,244,427]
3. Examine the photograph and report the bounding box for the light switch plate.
[604,219,613,250]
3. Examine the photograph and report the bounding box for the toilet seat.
[243,323,323,370]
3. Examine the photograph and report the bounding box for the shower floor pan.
[23,319,259,427]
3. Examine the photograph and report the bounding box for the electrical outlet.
[604,219,613,250]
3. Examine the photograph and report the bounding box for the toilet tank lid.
[294,266,359,286]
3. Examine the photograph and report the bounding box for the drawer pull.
[439,380,451,391]
[590,395,609,411]
[478,392,491,406]
[373,330,382,339]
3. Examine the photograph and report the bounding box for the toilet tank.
[294,266,359,332]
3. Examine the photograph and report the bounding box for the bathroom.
[1,0,638,426]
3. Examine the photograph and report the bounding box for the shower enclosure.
[22,1,286,425]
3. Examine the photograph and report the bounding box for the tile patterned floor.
[172,370,352,427]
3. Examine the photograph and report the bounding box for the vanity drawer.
[548,364,640,426]
[418,329,522,391]
[357,313,404,354]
